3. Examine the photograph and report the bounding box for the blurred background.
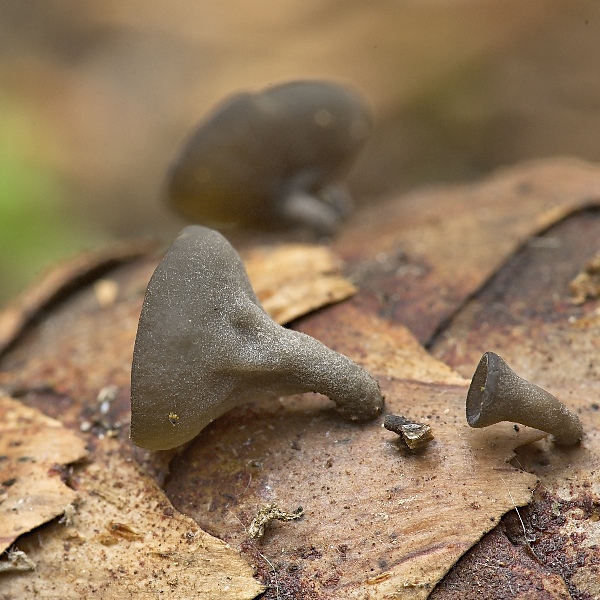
[1,0,599,304]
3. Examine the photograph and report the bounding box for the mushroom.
[130,225,383,451]
[166,80,372,235]
[466,352,583,446]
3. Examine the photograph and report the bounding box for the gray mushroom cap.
[130,225,383,451]
[166,80,372,234]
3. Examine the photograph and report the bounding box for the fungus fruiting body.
[130,225,383,451]
[167,80,372,234]
[466,352,583,446]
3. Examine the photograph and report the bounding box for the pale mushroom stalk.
[466,352,583,446]
[281,182,353,235]
[130,225,383,451]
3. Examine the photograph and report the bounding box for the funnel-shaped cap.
[466,352,582,446]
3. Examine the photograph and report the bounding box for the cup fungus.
[130,225,384,451]
[466,352,583,446]
[166,80,372,234]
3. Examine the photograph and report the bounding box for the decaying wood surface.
[335,157,600,343]
[0,158,599,598]
[244,244,357,325]
[0,397,88,556]
[1,434,264,599]
[430,206,600,599]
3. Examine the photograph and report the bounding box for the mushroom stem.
[466,352,583,446]
[243,320,383,422]
[280,189,346,235]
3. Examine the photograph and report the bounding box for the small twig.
[501,476,543,567]
[256,549,280,600]
[384,414,434,451]
[248,503,304,540]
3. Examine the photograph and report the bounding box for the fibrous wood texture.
[1,158,599,598]
[1,435,264,599]
[244,243,357,325]
[0,396,87,557]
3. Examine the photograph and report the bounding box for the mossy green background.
[0,99,104,305]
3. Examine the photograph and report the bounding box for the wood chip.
[243,243,356,324]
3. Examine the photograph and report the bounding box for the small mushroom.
[166,80,372,235]
[130,225,383,451]
[466,352,583,446]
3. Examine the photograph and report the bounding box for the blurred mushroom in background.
[1,0,600,302]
